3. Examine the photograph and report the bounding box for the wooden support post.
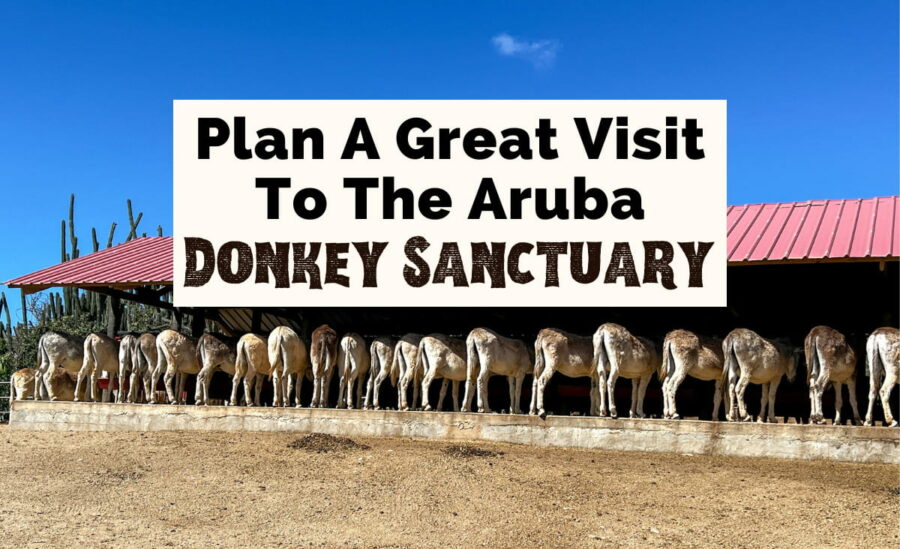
[171,308,183,331]
[106,295,121,338]
[104,294,121,402]
[251,309,262,334]
[190,308,206,337]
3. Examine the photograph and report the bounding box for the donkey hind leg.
[757,383,769,423]
[846,377,862,425]
[832,381,844,425]
[880,369,898,427]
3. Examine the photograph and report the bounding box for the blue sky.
[0,1,897,321]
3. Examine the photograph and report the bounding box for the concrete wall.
[10,401,899,464]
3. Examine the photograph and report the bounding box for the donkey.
[723,328,798,423]
[660,329,727,420]
[864,327,899,427]
[804,326,861,425]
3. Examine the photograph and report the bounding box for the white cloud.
[491,33,561,68]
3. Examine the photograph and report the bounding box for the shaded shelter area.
[5,197,899,421]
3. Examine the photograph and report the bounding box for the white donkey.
[268,326,309,407]
[462,328,531,414]
[396,334,424,411]
[131,333,158,403]
[309,325,338,408]
[337,332,370,409]
[117,334,138,403]
[232,332,273,407]
[864,327,899,427]
[419,334,467,412]
[152,330,199,405]
[364,337,395,410]
[35,331,83,401]
[195,333,236,406]
[75,333,119,402]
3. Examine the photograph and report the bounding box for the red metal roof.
[5,237,173,291]
[727,196,899,263]
[3,197,898,292]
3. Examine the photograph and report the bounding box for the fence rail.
[0,381,10,423]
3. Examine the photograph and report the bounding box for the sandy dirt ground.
[0,426,897,548]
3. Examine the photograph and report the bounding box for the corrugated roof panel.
[726,205,745,234]
[731,203,776,261]
[808,200,843,259]
[767,204,808,260]
[746,203,792,261]
[725,196,898,263]
[830,199,860,258]
[788,201,826,259]
[727,203,765,260]
[4,237,173,289]
[849,199,877,257]
[870,196,896,257]
[893,197,900,257]
[4,197,899,291]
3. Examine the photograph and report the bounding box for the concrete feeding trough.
[9,401,898,464]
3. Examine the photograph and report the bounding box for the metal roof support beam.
[79,286,175,311]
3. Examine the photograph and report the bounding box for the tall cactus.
[89,225,101,319]
[68,194,78,260]
[1,292,11,346]
[126,199,143,241]
[60,217,71,319]
[106,222,117,248]
[66,196,81,318]
[20,290,27,327]
[60,219,66,263]
[61,215,70,317]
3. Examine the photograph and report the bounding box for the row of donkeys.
[21,323,900,427]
